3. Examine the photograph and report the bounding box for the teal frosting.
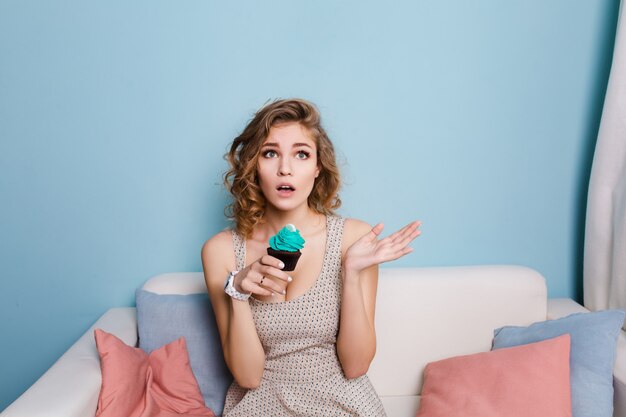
[269,224,305,251]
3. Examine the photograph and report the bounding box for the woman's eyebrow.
[261,142,313,149]
[293,143,313,149]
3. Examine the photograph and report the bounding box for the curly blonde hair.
[224,98,341,238]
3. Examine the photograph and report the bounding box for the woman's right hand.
[233,255,292,297]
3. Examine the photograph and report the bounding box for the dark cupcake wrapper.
[266,247,302,271]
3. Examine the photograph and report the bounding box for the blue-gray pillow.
[492,309,626,417]
[136,289,233,416]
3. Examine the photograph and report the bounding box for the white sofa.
[3,265,625,417]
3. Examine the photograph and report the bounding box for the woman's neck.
[258,206,326,239]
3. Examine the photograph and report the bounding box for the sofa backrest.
[142,271,207,295]
[141,265,547,415]
[369,265,547,414]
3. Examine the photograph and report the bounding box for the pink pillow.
[94,329,215,417]
[416,334,572,417]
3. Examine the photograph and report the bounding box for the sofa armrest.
[546,298,590,319]
[548,298,626,417]
[1,307,137,417]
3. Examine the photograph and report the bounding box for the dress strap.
[231,229,247,271]
[326,215,345,269]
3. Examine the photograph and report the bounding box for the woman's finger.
[386,225,408,242]
[260,255,286,270]
[248,283,274,297]
[395,227,421,248]
[259,265,292,283]
[388,220,421,244]
[368,223,384,238]
[240,276,273,296]
[395,221,420,241]
[258,275,287,295]
[401,246,414,256]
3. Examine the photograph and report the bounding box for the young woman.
[201,98,420,416]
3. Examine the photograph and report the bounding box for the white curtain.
[584,0,626,317]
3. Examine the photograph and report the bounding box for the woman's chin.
[267,199,306,213]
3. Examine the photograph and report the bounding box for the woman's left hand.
[343,220,421,273]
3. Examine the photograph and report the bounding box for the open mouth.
[276,185,296,196]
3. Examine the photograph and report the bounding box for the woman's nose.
[278,158,292,176]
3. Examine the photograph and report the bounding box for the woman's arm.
[337,219,421,379]
[201,232,265,388]
[336,259,379,379]
[202,232,290,389]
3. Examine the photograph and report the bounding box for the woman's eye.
[295,151,310,159]
[262,150,278,158]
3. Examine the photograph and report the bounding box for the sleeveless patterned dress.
[222,214,387,417]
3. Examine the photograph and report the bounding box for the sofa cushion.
[136,289,232,415]
[493,309,626,417]
[416,334,572,417]
[94,329,215,417]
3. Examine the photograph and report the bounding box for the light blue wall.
[0,0,619,410]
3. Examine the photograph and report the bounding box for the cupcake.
[267,224,305,271]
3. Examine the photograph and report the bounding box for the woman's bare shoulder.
[202,229,232,253]
[342,217,373,248]
[201,230,236,281]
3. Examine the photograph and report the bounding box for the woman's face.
[257,122,320,213]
